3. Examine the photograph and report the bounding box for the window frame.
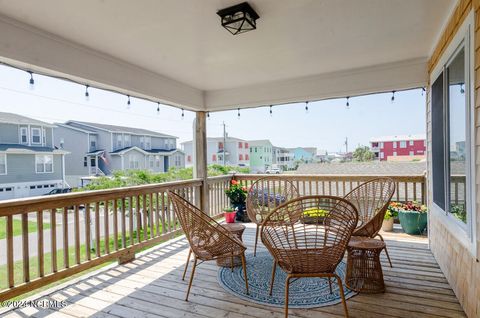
[20,127,28,144]
[35,154,54,174]
[429,11,476,255]
[0,153,7,175]
[31,128,41,144]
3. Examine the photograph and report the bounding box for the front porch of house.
[1,223,466,318]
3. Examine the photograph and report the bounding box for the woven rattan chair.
[261,195,358,318]
[246,177,299,256]
[169,191,249,301]
[343,178,396,267]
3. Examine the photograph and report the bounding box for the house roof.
[249,140,273,146]
[110,146,182,156]
[66,121,177,139]
[55,123,97,134]
[181,136,246,145]
[370,134,426,143]
[0,144,68,154]
[0,112,55,127]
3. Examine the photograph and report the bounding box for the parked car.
[265,167,281,174]
[44,188,72,195]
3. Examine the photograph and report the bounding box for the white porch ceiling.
[0,0,455,111]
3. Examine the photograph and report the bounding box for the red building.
[370,134,426,161]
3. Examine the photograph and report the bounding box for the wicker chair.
[169,191,249,301]
[246,177,299,256]
[261,195,358,318]
[344,178,396,267]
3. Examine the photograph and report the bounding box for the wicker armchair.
[261,195,358,318]
[169,191,249,301]
[246,177,299,256]
[344,178,395,267]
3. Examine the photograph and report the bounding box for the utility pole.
[223,121,226,166]
[344,137,348,154]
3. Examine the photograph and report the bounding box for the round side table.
[346,236,386,293]
[216,223,246,268]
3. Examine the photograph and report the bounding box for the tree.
[353,146,375,162]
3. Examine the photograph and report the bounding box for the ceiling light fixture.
[217,2,259,35]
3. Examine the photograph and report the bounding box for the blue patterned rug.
[217,251,357,308]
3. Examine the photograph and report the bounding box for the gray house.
[54,121,185,186]
[0,112,68,200]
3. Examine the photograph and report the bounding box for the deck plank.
[1,224,466,318]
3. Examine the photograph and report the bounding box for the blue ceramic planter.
[398,210,427,235]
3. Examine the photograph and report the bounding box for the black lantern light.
[217,2,259,35]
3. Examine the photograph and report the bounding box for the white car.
[266,167,281,174]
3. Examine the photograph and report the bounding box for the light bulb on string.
[181,108,185,119]
[127,95,131,109]
[269,105,273,116]
[28,71,35,90]
[346,97,350,109]
[207,112,210,120]
[237,108,240,119]
[391,91,395,103]
[85,85,90,101]
[460,83,465,94]
[305,101,309,113]
[156,102,160,115]
[421,87,426,96]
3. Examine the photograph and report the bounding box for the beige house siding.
[427,0,480,317]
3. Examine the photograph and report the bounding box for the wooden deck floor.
[1,224,466,318]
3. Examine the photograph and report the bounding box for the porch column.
[193,111,209,213]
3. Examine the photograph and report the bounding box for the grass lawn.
[0,218,51,240]
[0,223,182,301]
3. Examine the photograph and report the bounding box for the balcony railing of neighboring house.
[89,167,105,176]
[0,173,434,301]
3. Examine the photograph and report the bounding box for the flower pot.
[224,212,236,223]
[398,210,427,235]
[382,218,394,232]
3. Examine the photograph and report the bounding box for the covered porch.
[0,0,479,317]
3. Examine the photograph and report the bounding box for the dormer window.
[20,127,28,144]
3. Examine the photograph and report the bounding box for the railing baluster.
[113,199,119,251]
[413,183,417,202]
[95,202,100,257]
[396,182,400,202]
[161,192,167,235]
[7,215,14,288]
[404,182,408,202]
[104,200,110,254]
[121,198,127,248]
[62,207,69,269]
[74,206,80,265]
[85,204,91,261]
[129,197,134,246]
[51,209,57,273]
[155,193,160,237]
[150,193,154,239]
[22,213,30,282]
[136,196,141,243]
[37,210,45,276]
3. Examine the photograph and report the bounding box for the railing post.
[194,111,209,214]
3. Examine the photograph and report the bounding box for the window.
[239,154,243,161]
[218,142,224,151]
[20,127,28,144]
[128,154,140,169]
[409,140,414,146]
[84,157,87,167]
[124,135,131,147]
[245,143,249,149]
[31,128,41,144]
[90,158,96,167]
[42,128,46,145]
[0,154,6,174]
[144,136,151,150]
[400,141,407,148]
[36,155,53,173]
[149,156,154,168]
[212,154,217,161]
[90,140,96,150]
[175,155,181,166]
[392,141,397,148]
[245,154,249,160]
[187,155,192,163]
[393,152,397,157]
[379,142,384,148]
[238,142,243,148]
[156,156,160,168]
[117,135,122,149]
[409,151,414,156]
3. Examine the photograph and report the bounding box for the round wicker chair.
[169,191,249,301]
[246,177,299,256]
[261,195,358,318]
[344,177,395,267]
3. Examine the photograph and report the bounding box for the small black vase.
[233,202,250,222]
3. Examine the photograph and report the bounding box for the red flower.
[241,186,247,191]
[231,180,238,185]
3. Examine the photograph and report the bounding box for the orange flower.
[231,180,238,185]
[241,186,247,191]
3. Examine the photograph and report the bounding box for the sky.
[0,64,426,153]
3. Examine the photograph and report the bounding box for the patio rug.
[217,251,357,308]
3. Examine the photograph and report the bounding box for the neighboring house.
[0,112,68,200]
[272,146,294,171]
[54,121,184,187]
[288,147,317,163]
[249,140,273,173]
[370,134,426,161]
[182,136,250,167]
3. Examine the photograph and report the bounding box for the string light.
[391,90,395,102]
[460,83,465,94]
[85,85,90,101]
[237,108,240,119]
[346,96,350,109]
[28,71,34,90]
[305,101,309,113]
[181,108,184,119]
[421,87,426,96]
[207,112,210,120]
[157,102,160,114]
[269,105,273,116]
[126,95,131,109]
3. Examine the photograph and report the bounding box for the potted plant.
[225,179,249,222]
[397,201,428,235]
[382,202,400,232]
[302,208,328,224]
[223,207,236,223]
